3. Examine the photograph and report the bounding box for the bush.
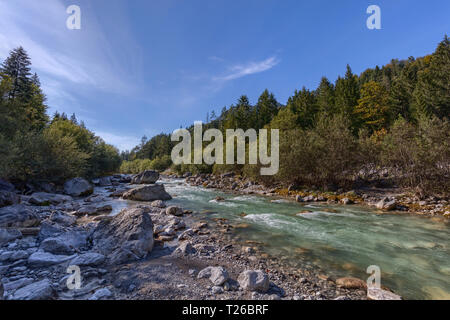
[380,116,450,195]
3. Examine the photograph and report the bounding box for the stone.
[367,287,402,300]
[0,228,22,246]
[336,277,367,289]
[28,192,73,206]
[97,177,112,186]
[0,190,19,208]
[376,198,397,211]
[28,251,75,268]
[132,171,160,184]
[295,195,304,202]
[0,250,30,262]
[237,270,270,293]
[178,229,195,241]
[3,277,34,292]
[166,206,183,216]
[173,242,196,255]
[63,178,93,197]
[70,253,106,267]
[90,207,154,264]
[13,279,55,300]
[48,211,76,227]
[122,185,172,202]
[0,205,41,228]
[341,198,354,205]
[88,288,113,300]
[212,286,224,294]
[0,279,3,300]
[75,204,112,216]
[197,266,229,286]
[40,237,75,255]
[151,200,166,208]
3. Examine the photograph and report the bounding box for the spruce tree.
[1,47,32,100]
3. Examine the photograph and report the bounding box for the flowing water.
[106,178,450,300]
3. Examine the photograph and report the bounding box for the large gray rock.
[75,204,112,217]
[64,178,93,197]
[132,171,160,184]
[48,211,76,227]
[0,228,22,246]
[90,207,154,264]
[0,205,41,228]
[0,190,19,208]
[28,251,75,268]
[3,277,34,292]
[237,270,270,293]
[70,253,106,267]
[88,288,112,300]
[197,266,229,286]
[122,184,172,202]
[29,192,73,206]
[40,237,75,255]
[12,279,55,300]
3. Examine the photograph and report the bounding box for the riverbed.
[105,178,450,300]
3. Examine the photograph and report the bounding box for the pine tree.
[413,36,450,119]
[254,89,279,129]
[335,65,360,130]
[316,77,335,116]
[1,47,32,100]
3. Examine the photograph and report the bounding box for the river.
[104,178,450,300]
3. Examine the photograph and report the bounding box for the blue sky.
[0,0,448,151]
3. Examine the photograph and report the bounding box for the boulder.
[3,278,34,292]
[70,253,106,267]
[237,270,270,293]
[97,177,112,186]
[122,185,172,202]
[28,251,75,268]
[367,287,402,300]
[48,211,76,227]
[12,279,55,300]
[0,190,19,208]
[64,178,93,197]
[88,288,113,300]
[0,228,22,246]
[90,207,154,264]
[29,192,73,206]
[0,205,41,228]
[336,277,367,289]
[40,237,75,255]
[151,200,166,208]
[132,171,160,184]
[75,204,112,217]
[197,266,229,286]
[376,198,397,211]
[173,242,196,256]
[166,206,183,216]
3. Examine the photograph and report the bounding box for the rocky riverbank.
[181,172,450,220]
[0,172,402,300]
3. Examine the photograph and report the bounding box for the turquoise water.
[161,179,450,300]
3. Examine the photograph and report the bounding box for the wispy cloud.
[213,56,280,82]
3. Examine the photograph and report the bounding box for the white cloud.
[213,56,280,82]
[95,131,140,152]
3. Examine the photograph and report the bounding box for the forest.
[0,47,122,185]
[122,36,449,196]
